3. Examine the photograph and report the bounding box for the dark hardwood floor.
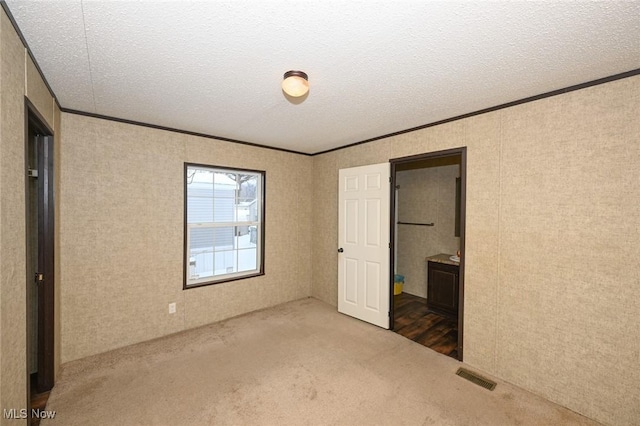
[30,374,51,426]
[393,292,458,359]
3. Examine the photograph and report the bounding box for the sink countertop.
[425,253,460,266]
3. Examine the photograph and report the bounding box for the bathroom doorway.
[389,148,466,361]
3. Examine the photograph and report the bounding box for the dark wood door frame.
[389,147,467,361]
[25,98,55,394]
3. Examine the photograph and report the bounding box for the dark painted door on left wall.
[27,113,55,395]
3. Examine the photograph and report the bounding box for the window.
[184,163,264,288]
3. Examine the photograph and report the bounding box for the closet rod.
[397,221,434,227]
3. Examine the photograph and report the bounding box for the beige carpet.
[44,298,597,425]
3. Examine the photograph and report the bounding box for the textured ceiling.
[5,1,640,154]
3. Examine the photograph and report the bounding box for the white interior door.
[338,163,390,329]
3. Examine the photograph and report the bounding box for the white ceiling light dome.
[282,70,309,98]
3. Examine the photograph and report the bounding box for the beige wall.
[0,9,25,421]
[59,114,313,362]
[0,7,57,424]
[311,75,640,426]
[396,165,460,297]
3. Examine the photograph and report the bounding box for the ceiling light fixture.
[282,70,309,97]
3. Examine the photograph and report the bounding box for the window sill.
[183,271,264,290]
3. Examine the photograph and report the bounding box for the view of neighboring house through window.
[184,164,264,287]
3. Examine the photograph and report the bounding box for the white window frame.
[184,163,265,288]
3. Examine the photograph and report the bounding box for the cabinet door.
[427,262,459,316]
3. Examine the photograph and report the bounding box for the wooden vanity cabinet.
[427,261,459,317]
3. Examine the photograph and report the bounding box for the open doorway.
[26,100,55,422]
[390,148,466,361]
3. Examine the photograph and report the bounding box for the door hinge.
[35,273,44,284]
[28,169,39,178]
[388,176,392,183]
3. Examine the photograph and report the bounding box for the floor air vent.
[455,368,497,391]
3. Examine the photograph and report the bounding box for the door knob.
[337,248,344,253]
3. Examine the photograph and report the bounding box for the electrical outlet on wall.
[168,302,176,314]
